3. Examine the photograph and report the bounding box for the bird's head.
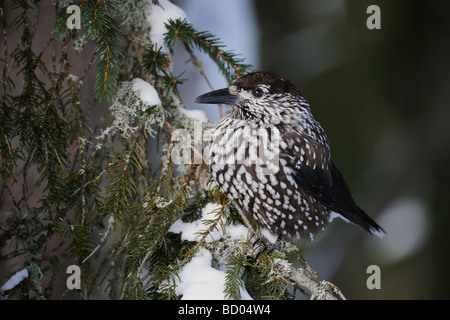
[195,71,310,124]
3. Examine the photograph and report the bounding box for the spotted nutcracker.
[195,71,384,241]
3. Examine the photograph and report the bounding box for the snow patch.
[145,0,188,51]
[178,106,208,122]
[131,78,162,108]
[169,203,250,243]
[171,248,252,300]
[1,268,29,292]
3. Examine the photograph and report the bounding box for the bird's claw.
[252,236,283,259]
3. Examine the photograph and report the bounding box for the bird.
[195,71,385,242]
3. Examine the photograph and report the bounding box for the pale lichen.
[96,80,166,147]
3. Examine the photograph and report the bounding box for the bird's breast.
[208,118,331,240]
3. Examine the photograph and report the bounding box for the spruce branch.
[229,199,346,300]
[142,45,173,75]
[163,18,253,84]
[224,254,251,300]
[52,0,123,100]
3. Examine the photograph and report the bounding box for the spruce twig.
[163,18,253,84]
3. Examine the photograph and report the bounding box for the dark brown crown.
[234,71,302,96]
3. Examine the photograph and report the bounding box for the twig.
[82,215,115,264]
[184,44,224,118]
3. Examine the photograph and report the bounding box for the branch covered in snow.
[229,200,346,300]
[165,185,346,300]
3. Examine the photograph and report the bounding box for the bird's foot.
[252,235,283,259]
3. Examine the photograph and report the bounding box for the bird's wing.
[293,158,333,206]
[282,132,385,237]
[281,132,333,206]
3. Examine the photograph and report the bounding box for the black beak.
[194,88,237,105]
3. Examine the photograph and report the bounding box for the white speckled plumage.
[196,72,384,241]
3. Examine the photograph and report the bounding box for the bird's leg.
[252,235,283,258]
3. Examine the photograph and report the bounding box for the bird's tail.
[358,207,386,238]
[329,205,385,238]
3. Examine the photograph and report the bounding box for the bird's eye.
[252,88,264,98]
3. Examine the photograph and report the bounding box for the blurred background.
[176,0,450,299]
